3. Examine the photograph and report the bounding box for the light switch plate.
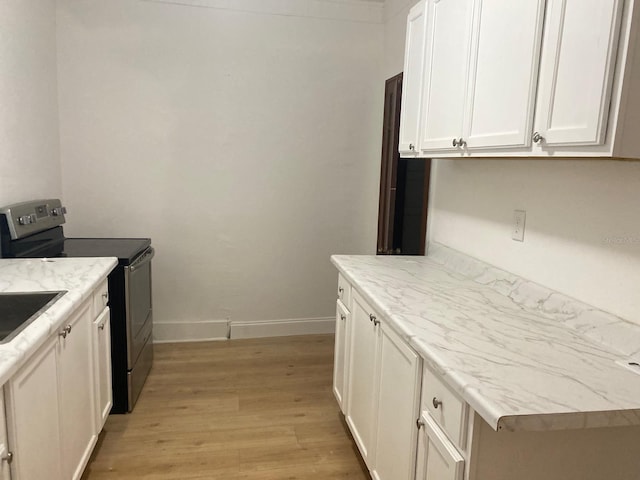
[512,210,526,242]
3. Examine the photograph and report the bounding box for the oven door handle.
[127,247,155,272]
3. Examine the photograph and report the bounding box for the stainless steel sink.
[0,291,67,343]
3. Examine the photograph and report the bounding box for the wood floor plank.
[82,334,370,480]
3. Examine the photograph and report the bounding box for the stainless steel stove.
[0,199,154,413]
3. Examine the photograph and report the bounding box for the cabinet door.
[463,0,546,149]
[416,414,464,480]
[94,307,113,430]
[58,301,97,480]
[333,300,350,413]
[345,292,380,466]
[534,0,623,146]
[371,324,421,480]
[6,336,63,480]
[419,0,474,153]
[399,0,428,156]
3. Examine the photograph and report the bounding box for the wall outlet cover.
[512,210,526,242]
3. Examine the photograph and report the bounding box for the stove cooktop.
[60,238,151,265]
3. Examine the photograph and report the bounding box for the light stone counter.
[0,257,117,386]
[331,243,640,432]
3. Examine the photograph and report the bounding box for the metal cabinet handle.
[373,318,380,326]
[59,330,67,339]
[459,138,466,147]
[337,287,344,299]
[340,314,346,322]
[65,324,72,334]
[409,143,415,151]
[416,418,425,429]
[98,323,106,330]
[432,397,443,409]
[102,292,109,305]
[452,138,459,147]
[2,451,13,464]
[532,132,544,144]
[452,138,466,148]
[369,314,376,323]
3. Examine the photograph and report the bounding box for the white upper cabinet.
[418,0,545,155]
[533,0,624,147]
[401,0,640,159]
[399,0,428,156]
[419,0,474,152]
[463,0,546,149]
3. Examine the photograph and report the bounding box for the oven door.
[124,246,154,368]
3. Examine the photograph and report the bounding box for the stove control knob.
[51,206,67,216]
[18,214,37,225]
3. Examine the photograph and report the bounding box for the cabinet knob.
[2,451,13,464]
[416,418,425,429]
[369,314,376,323]
[452,138,459,147]
[102,292,109,305]
[432,397,443,409]
[337,287,344,299]
[532,132,544,144]
[59,330,67,339]
[452,138,466,148]
[409,143,415,151]
[98,323,106,330]
[65,324,72,334]
[340,314,346,322]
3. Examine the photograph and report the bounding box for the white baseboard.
[153,320,230,343]
[230,317,335,339]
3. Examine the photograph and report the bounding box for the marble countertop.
[332,243,640,432]
[0,257,117,386]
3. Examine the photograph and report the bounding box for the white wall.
[382,0,416,79]
[382,0,640,324]
[0,0,61,206]
[429,159,640,323]
[57,0,384,337]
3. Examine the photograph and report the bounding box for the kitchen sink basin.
[0,291,67,343]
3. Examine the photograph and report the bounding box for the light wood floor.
[82,334,370,480]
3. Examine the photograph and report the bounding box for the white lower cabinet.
[4,280,113,480]
[416,413,464,480]
[342,288,422,480]
[5,335,62,480]
[345,291,378,464]
[371,323,421,480]
[335,271,640,480]
[59,300,97,480]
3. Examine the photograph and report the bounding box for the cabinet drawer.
[93,280,109,317]
[337,273,351,310]
[421,365,468,450]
